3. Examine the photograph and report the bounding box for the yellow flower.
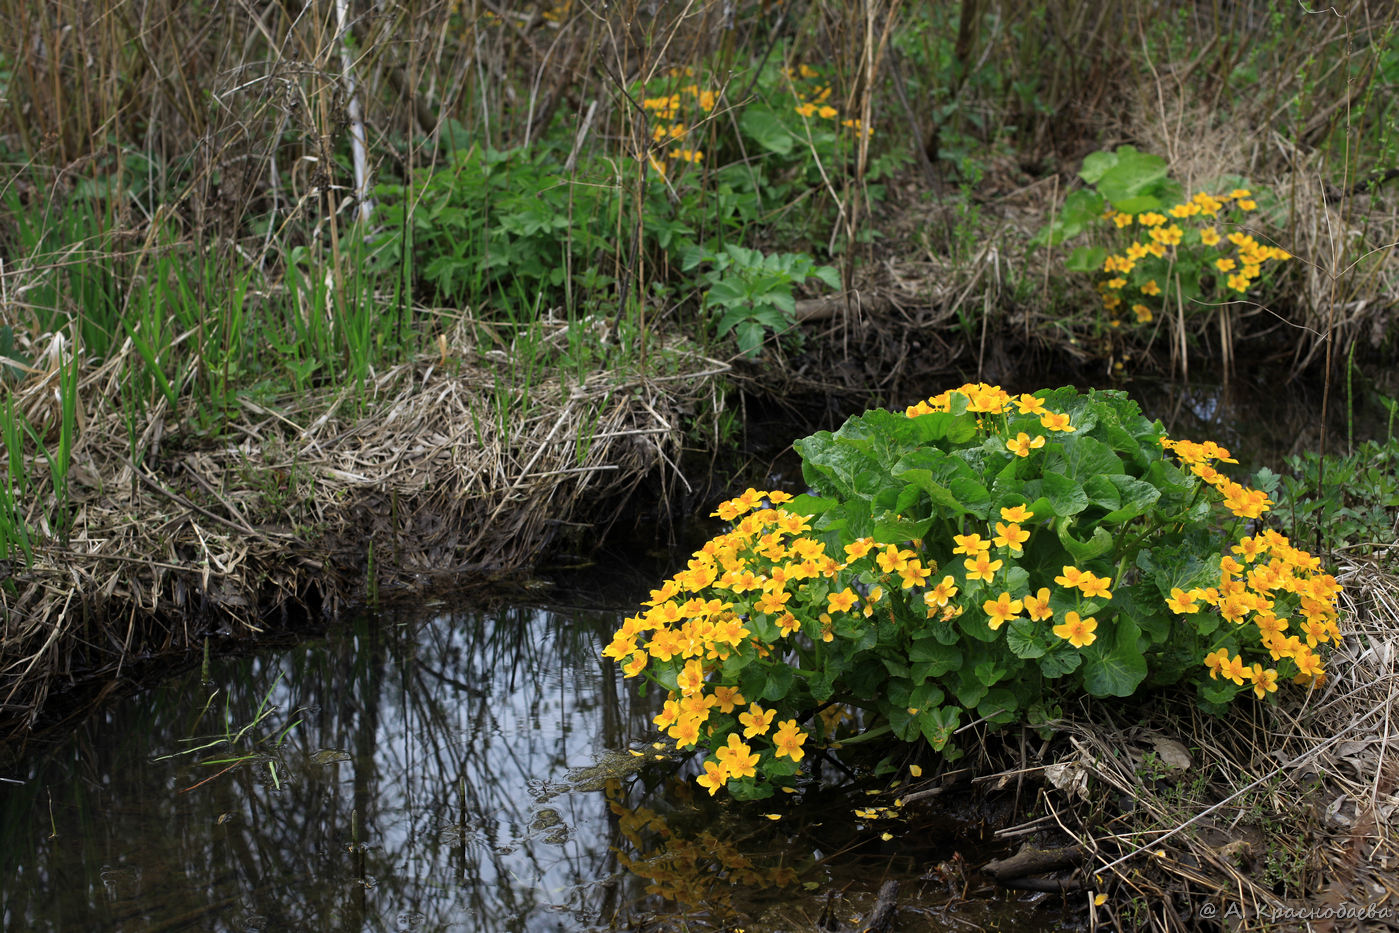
[1218,653,1249,685]
[1165,587,1199,614]
[1237,198,1257,211]
[1040,411,1075,432]
[1112,212,1134,228]
[827,588,859,613]
[1015,395,1047,416]
[1214,257,1236,272]
[1006,432,1046,457]
[953,533,989,556]
[1250,665,1279,698]
[1132,304,1153,323]
[845,538,875,560]
[739,703,776,738]
[773,719,809,761]
[924,576,959,611]
[1054,565,1086,588]
[1001,503,1034,522]
[712,684,746,713]
[993,521,1030,551]
[1023,587,1053,621]
[964,554,1002,582]
[696,759,728,795]
[1200,226,1221,246]
[1203,648,1231,679]
[983,592,1024,630]
[715,733,759,780]
[1078,573,1113,600]
[1106,276,1127,289]
[817,105,838,119]
[1169,203,1201,218]
[1226,273,1249,292]
[1052,611,1097,648]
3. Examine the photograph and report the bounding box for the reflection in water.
[0,603,665,932]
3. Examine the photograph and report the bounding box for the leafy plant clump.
[604,385,1342,800]
[1035,146,1291,328]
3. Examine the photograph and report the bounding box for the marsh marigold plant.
[604,385,1340,799]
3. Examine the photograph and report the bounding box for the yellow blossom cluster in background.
[786,63,872,139]
[1097,190,1291,325]
[641,68,718,177]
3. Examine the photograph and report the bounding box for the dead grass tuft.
[0,316,726,735]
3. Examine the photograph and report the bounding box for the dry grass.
[0,315,726,735]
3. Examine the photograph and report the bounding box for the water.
[0,583,1070,932]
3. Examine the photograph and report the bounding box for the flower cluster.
[1158,442,1340,691]
[785,64,872,139]
[1097,190,1291,325]
[640,68,719,177]
[604,383,1342,798]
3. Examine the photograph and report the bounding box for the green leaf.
[1065,245,1108,273]
[761,664,795,701]
[1081,618,1148,697]
[1038,648,1082,679]
[919,705,960,750]
[739,105,795,155]
[1042,472,1088,516]
[1005,619,1047,659]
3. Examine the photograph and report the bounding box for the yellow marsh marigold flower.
[1112,212,1134,228]
[1203,648,1231,679]
[1170,202,1201,218]
[712,685,745,713]
[739,703,776,738]
[1141,279,1162,296]
[1106,277,1127,289]
[1133,304,1153,323]
[1215,257,1237,272]
[1218,653,1249,685]
[953,533,989,556]
[983,592,1023,630]
[773,718,809,760]
[827,588,859,613]
[1227,188,1251,200]
[1078,573,1113,600]
[817,105,838,119]
[1237,199,1257,211]
[1024,587,1053,621]
[993,521,1030,551]
[697,759,728,795]
[715,732,760,780]
[924,576,959,611]
[1015,394,1047,416]
[1200,226,1221,246]
[1226,273,1249,293]
[1055,565,1087,588]
[795,102,818,118]
[1138,212,1166,227]
[964,554,1002,582]
[1001,503,1034,522]
[1006,432,1046,457]
[1053,611,1097,648]
[1166,587,1200,614]
[900,560,932,589]
[1040,411,1075,432]
[844,538,875,560]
